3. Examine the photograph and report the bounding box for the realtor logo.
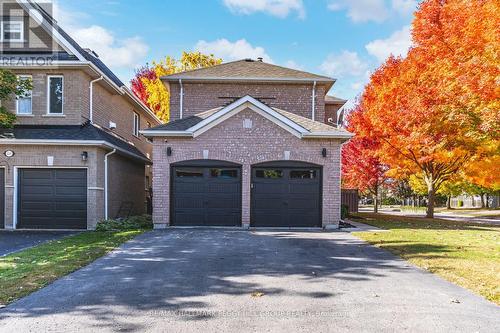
[0,0,58,65]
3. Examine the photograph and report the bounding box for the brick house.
[0,0,161,229]
[142,59,351,229]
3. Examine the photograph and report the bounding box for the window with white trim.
[47,76,63,114]
[16,75,32,115]
[133,112,140,136]
[2,20,23,42]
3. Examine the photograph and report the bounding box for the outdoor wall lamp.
[322,148,327,157]
[81,151,88,161]
[166,147,172,156]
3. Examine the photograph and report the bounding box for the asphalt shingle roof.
[150,107,223,131]
[147,104,349,136]
[325,95,347,104]
[162,59,335,82]
[0,123,148,161]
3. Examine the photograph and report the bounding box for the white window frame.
[16,75,32,115]
[133,112,140,137]
[1,20,24,42]
[47,75,64,114]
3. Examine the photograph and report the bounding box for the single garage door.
[251,162,321,227]
[171,161,241,226]
[17,169,87,229]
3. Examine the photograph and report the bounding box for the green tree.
[0,69,32,128]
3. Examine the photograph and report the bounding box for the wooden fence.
[341,189,359,213]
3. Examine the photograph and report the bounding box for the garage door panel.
[18,169,87,229]
[172,165,241,226]
[251,166,321,227]
[207,183,239,193]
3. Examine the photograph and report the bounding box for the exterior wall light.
[322,148,327,157]
[166,147,172,156]
[81,151,88,161]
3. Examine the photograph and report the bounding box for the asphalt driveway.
[0,231,76,256]
[0,230,498,332]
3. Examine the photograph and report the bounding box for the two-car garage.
[170,160,322,228]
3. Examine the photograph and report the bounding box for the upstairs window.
[2,21,23,42]
[133,112,140,136]
[47,76,63,114]
[16,75,32,115]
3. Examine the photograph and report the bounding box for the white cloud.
[53,2,149,69]
[391,0,418,16]
[284,60,303,70]
[223,0,305,19]
[365,25,412,62]
[320,50,368,78]
[327,0,388,23]
[327,0,416,23]
[195,38,273,63]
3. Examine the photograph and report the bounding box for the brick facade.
[168,81,327,123]
[152,108,342,229]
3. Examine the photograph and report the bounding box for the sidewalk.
[359,207,500,225]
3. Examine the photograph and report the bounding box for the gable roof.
[162,59,335,88]
[142,95,352,140]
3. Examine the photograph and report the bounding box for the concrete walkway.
[360,207,500,225]
[0,229,498,332]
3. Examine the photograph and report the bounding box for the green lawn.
[351,213,500,305]
[0,230,145,306]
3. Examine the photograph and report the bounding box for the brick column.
[241,163,251,228]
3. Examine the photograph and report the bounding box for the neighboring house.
[0,0,161,230]
[142,59,351,229]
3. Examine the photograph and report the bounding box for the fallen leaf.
[251,291,265,298]
[451,299,461,304]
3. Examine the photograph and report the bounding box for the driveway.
[0,230,498,332]
[0,230,76,256]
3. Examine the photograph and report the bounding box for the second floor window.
[2,20,23,41]
[16,75,32,115]
[48,76,63,114]
[133,112,140,136]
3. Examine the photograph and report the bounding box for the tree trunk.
[373,185,379,213]
[446,195,451,209]
[480,193,485,208]
[426,184,435,218]
[485,194,490,208]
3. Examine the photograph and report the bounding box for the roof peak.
[161,58,335,86]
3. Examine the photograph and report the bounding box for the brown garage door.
[17,169,87,229]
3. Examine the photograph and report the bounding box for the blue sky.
[53,0,416,108]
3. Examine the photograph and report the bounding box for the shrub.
[381,197,399,206]
[341,204,349,220]
[457,200,464,207]
[95,214,153,232]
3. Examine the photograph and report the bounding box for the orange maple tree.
[342,103,388,213]
[358,0,500,217]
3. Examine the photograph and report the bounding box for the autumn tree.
[0,69,32,128]
[131,51,222,122]
[342,103,389,213]
[360,0,499,218]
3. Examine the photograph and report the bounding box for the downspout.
[179,79,184,119]
[104,149,116,220]
[311,80,316,121]
[89,76,103,123]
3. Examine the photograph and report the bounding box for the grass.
[351,213,500,305]
[0,229,145,306]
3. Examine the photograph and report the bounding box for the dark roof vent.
[257,57,263,62]
[244,58,254,62]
